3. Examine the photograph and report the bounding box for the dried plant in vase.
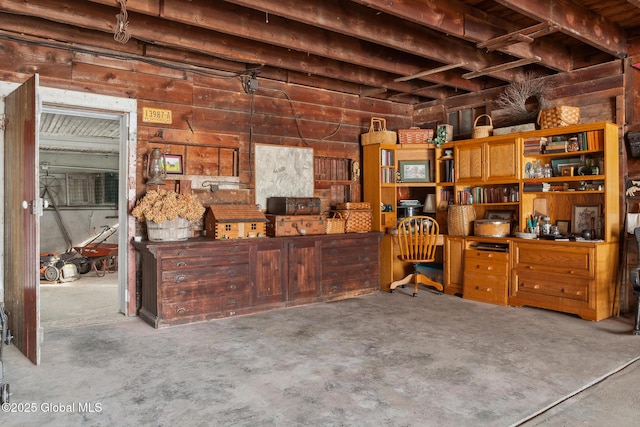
[494,72,550,123]
[132,189,205,224]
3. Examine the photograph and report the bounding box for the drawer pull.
[177,290,186,296]
[229,284,237,290]
[522,283,540,290]
[176,307,186,314]
[176,261,187,267]
[177,251,185,256]
[175,274,186,283]
[476,286,492,292]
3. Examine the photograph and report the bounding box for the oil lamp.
[146,148,167,185]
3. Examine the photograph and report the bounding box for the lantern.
[146,148,167,185]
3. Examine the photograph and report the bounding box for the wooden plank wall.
[0,37,413,210]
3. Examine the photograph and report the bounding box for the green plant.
[429,126,448,148]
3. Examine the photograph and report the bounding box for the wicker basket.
[447,205,476,236]
[336,209,373,233]
[361,117,397,146]
[537,106,580,129]
[326,212,345,234]
[398,127,434,144]
[472,114,493,139]
[335,202,371,210]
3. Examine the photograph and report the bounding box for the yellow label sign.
[142,107,172,124]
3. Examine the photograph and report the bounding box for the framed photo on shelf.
[398,160,430,182]
[571,205,600,234]
[164,154,183,174]
[556,220,570,235]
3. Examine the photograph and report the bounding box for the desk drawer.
[514,243,593,277]
[513,271,589,302]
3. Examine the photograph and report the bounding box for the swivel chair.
[390,215,444,297]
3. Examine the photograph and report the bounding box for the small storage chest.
[267,197,321,215]
[265,214,326,237]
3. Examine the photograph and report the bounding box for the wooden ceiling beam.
[462,57,542,79]
[349,0,573,72]
[495,0,628,58]
[0,3,424,97]
[477,22,558,51]
[394,63,467,83]
[218,0,495,89]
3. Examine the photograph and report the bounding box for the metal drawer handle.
[177,261,187,267]
[175,274,186,283]
[176,307,186,314]
[229,284,237,290]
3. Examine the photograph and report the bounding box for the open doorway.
[38,107,125,330]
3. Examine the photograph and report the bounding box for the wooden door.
[287,239,322,302]
[485,139,519,182]
[4,75,41,365]
[250,239,286,306]
[455,143,483,183]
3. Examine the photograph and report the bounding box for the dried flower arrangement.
[131,189,205,224]
[494,72,550,122]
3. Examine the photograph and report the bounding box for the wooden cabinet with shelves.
[133,233,381,327]
[433,121,620,320]
[363,143,438,289]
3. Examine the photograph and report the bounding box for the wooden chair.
[390,215,444,297]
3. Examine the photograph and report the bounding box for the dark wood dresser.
[133,233,382,328]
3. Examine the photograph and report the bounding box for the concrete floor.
[2,283,640,426]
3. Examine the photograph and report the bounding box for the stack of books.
[524,137,546,155]
[523,182,551,192]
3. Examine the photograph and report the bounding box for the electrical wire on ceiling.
[258,86,344,146]
[114,0,131,44]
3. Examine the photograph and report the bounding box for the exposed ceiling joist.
[462,57,542,79]
[394,63,467,83]
[477,22,558,51]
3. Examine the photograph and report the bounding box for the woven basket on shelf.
[536,106,580,129]
[398,127,434,144]
[447,205,476,236]
[335,202,371,210]
[336,209,373,233]
[361,117,397,146]
[472,114,493,139]
[326,212,345,234]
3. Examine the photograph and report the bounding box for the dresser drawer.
[513,243,593,277]
[465,248,509,262]
[160,251,248,270]
[463,274,508,305]
[513,271,589,302]
[464,253,508,276]
[160,292,251,321]
[160,264,249,286]
[160,280,250,302]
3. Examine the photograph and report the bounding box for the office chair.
[390,215,444,297]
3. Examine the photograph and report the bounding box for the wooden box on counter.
[133,233,382,328]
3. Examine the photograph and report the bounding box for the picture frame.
[399,160,430,183]
[556,220,570,235]
[486,210,512,220]
[164,154,183,174]
[571,205,600,234]
[551,157,581,176]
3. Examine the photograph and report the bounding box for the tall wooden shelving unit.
[364,122,620,320]
[363,143,437,290]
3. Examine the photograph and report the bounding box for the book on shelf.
[523,182,551,192]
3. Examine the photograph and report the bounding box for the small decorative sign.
[142,107,172,124]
